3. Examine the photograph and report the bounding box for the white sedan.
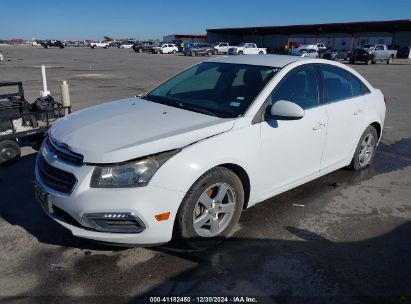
[35,55,386,246]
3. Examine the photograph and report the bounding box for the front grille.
[37,154,77,194]
[46,136,83,166]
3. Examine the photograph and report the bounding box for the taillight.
[384,96,388,104]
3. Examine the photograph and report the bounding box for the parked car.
[133,41,159,53]
[89,41,110,49]
[292,48,319,58]
[349,48,376,65]
[184,44,216,56]
[316,43,327,52]
[183,43,199,53]
[120,41,135,49]
[371,44,397,64]
[152,43,178,54]
[294,44,319,52]
[228,43,267,55]
[41,40,65,49]
[321,49,350,61]
[35,55,386,247]
[213,42,231,54]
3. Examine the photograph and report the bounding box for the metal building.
[163,34,208,43]
[207,19,411,51]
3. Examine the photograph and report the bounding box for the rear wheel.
[238,51,244,55]
[191,51,196,57]
[175,167,244,248]
[172,50,177,54]
[349,126,378,171]
[387,56,393,64]
[259,51,264,55]
[0,140,21,165]
[366,59,372,65]
[207,50,213,56]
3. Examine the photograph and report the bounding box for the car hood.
[49,98,235,164]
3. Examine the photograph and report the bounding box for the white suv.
[152,43,178,54]
[35,55,386,246]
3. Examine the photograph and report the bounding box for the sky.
[1,0,410,40]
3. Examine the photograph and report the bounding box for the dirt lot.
[1,46,411,303]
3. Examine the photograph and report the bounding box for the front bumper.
[34,153,186,245]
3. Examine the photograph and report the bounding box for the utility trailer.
[0,82,70,164]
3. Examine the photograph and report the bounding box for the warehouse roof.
[207,19,411,35]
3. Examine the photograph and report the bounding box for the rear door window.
[319,65,353,103]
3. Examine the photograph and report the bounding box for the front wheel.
[175,167,244,248]
[238,51,244,55]
[349,126,378,171]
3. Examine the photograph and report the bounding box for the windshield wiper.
[144,95,218,117]
[169,100,217,117]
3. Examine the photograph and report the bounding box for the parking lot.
[1,46,411,303]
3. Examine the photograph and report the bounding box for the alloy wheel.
[192,183,236,237]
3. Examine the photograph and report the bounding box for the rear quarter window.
[350,74,371,97]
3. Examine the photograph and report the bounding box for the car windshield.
[146,62,279,118]
[299,49,308,52]
[199,44,211,47]
[238,43,247,47]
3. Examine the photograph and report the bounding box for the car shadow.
[127,220,411,303]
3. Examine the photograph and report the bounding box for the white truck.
[228,43,267,55]
[89,41,110,49]
[367,44,397,64]
[213,42,231,54]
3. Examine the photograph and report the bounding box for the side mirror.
[267,100,305,120]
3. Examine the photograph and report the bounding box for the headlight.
[90,149,180,188]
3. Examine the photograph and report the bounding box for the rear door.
[317,65,365,171]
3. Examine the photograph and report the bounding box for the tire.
[259,51,264,55]
[172,50,177,54]
[0,140,21,165]
[191,51,196,57]
[175,167,244,249]
[238,51,244,55]
[156,50,161,54]
[349,125,378,171]
[207,50,213,56]
[387,56,393,64]
[138,48,143,53]
[371,61,376,64]
[366,59,371,65]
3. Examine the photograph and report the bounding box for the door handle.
[313,122,326,131]
[354,109,363,115]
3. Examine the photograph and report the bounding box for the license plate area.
[34,183,54,214]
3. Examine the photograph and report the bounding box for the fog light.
[83,212,145,234]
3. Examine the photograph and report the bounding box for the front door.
[258,64,327,196]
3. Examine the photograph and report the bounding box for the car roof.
[208,54,306,68]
